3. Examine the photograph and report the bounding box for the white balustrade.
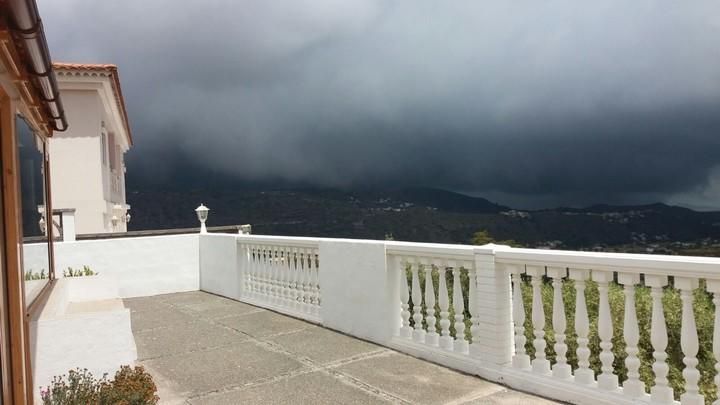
[231,235,720,405]
[237,237,321,322]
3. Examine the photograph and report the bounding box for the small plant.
[63,265,98,277]
[41,366,158,405]
[25,269,48,280]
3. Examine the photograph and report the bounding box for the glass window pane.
[17,116,50,306]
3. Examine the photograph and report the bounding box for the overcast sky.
[39,1,720,209]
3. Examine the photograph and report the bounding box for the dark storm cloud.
[38,0,720,208]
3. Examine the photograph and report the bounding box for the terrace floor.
[125,291,558,404]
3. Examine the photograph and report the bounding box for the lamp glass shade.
[195,204,209,222]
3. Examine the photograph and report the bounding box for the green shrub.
[63,265,98,277]
[41,366,158,405]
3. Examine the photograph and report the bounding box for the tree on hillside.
[470,230,521,247]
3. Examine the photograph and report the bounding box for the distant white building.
[49,63,132,234]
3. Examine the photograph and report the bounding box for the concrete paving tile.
[123,296,169,313]
[269,326,383,365]
[133,320,248,360]
[215,310,312,338]
[177,298,262,319]
[130,307,198,332]
[143,342,307,397]
[160,291,228,306]
[462,389,560,404]
[336,352,504,405]
[189,371,392,405]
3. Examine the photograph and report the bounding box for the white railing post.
[527,265,550,375]
[569,268,594,385]
[472,246,513,366]
[618,272,644,398]
[547,267,571,379]
[507,264,530,370]
[645,274,674,404]
[593,270,618,391]
[423,258,439,347]
[676,277,703,405]
[398,256,412,339]
[411,259,426,343]
[437,259,454,351]
[452,265,468,354]
[707,280,720,405]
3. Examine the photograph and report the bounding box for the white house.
[49,63,132,234]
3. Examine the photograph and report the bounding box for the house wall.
[23,234,199,298]
[48,90,107,234]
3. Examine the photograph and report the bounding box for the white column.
[437,259,453,350]
[411,259,426,343]
[423,258,439,347]
[527,265,550,374]
[472,246,513,366]
[452,265,469,354]
[397,256,412,339]
[468,267,481,357]
[311,248,321,314]
[645,274,673,404]
[676,277,703,405]
[547,267,570,379]
[508,265,530,369]
[618,273,644,398]
[569,268,594,385]
[593,270,618,391]
[708,280,720,405]
[60,209,76,242]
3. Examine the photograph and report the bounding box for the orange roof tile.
[52,62,133,145]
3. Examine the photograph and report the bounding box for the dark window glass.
[17,116,50,306]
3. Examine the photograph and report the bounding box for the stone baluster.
[258,246,267,299]
[618,273,644,398]
[300,248,311,311]
[290,248,300,310]
[547,267,570,379]
[398,257,412,338]
[410,259,425,343]
[252,246,261,298]
[278,248,288,305]
[267,246,277,303]
[437,259,453,350]
[452,264,468,354]
[708,280,720,405]
[569,268,593,384]
[310,249,321,313]
[527,266,550,374]
[422,258,439,346]
[594,270,618,391]
[468,266,481,356]
[645,275,673,403]
[677,277,703,405]
[508,265,530,369]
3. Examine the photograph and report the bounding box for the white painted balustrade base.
[390,338,667,405]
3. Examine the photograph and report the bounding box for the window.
[101,132,107,165]
[17,115,51,307]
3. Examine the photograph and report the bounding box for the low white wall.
[31,277,137,402]
[319,239,396,344]
[199,234,240,300]
[24,234,199,298]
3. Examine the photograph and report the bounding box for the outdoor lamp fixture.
[125,212,131,224]
[38,215,46,234]
[112,204,124,231]
[196,203,210,234]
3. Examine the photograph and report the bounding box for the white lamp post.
[112,204,124,231]
[195,203,209,234]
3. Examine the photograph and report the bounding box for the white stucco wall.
[199,233,240,300]
[318,239,395,344]
[48,90,108,234]
[24,234,199,298]
[30,277,137,403]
